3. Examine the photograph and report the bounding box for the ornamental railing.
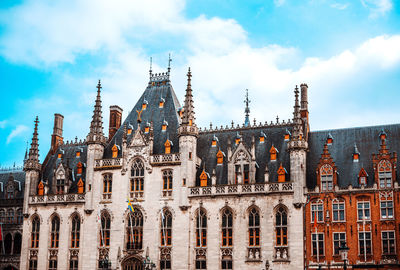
[30,193,85,205]
[150,153,181,166]
[188,182,293,197]
[94,158,122,169]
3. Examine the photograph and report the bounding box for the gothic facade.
[14,65,400,270]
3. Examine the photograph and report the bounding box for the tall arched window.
[126,209,143,250]
[162,170,173,197]
[221,209,233,247]
[160,210,172,246]
[70,215,80,248]
[248,208,260,247]
[50,216,60,248]
[320,164,333,191]
[275,207,288,247]
[102,174,112,200]
[31,216,40,248]
[100,212,111,247]
[196,209,207,247]
[17,208,23,224]
[378,160,392,188]
[130,159,144,199]
[4,233,12,254]
[13,233,22,254]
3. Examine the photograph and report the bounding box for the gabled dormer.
[316,143,337,192]
[358,167,368,186]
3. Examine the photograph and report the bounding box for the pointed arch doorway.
[121,256,143,270]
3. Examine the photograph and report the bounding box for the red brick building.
[305,127,400,269]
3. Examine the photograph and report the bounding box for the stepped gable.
[103,78,181,158]
[196,124,293,185]
[307,123,400,189]
[41,143,88,193]
[0,170,25,200]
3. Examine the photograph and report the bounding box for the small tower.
[244,89,250,127]
[85,80,106,213]
[50,113,64,154]
[300,83,310,139]
[178,68,199,207]
[23,116,41,215]
[287,85,308,207]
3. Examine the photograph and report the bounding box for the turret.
[300,83,310,139]
[23,116,41,215]
[287,85,308,207]
[85,80,106,213]
[178,68,198,207]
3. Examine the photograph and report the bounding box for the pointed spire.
[167,53,172,74]
[292,85,303,139]
[244,89,250,127]
[24,116,41,171]
[86,80,106,145]
[149,57,153,77]
[182,67,195,125]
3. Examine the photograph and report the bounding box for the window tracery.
[130,159,144,199]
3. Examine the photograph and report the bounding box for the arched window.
[234,150,250,184]
[221,209,232,247]
[378,160,392,188]
[196,209,207,247]
[102,174,112,200]
[6,209,14,223]
[130,159,144,199]
[13,233,22,254]
[56,171,65,194]
[248,208,260,247]
[320,164,333,191]
[31,216,40,248]
[160,210,172,246]
[126,209,143,250]
[100,212,111,247]
[71,215,80,248]
[162,170,173,197]
[50,216,60,248]
[17,208,23,224]
[6,184,14,199]
[0,209,4,223]
[275,207,288,246]
[4,233,12,254]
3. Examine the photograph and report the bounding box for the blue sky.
[0,0,399,167]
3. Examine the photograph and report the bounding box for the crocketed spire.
[24,116,41,171]
[244,89,250,127]
[86,80,106,145]
[292,85,303,140]
[182,68,195,126]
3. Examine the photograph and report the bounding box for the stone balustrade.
[94,158,122,169]
[188,182,293,197]
[29,193,85,205]
[150,153,181,166]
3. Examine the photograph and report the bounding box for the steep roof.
[103,78,181,158]
[0,169,25,200]
[196,124,293,185]
[307,123,400,189]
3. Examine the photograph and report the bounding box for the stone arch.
[13,232,22,254]
[121,254,144,270]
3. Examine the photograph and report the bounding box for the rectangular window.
[234,165,240,184]
[69,259,78,270]
[243,164,249,184]
[357,201,370,221]
[222,228,232,247]
[249,228,260,246]
[160,259,171,270]
[102,174,112,200]
[130,178,144,198]
[49,259,58,270]
[312,233,324,256]
[379,171,392,188]
[321,174,333,191]
[333,232,346,255]
[332,202,345,222]
[162,170,173,197]
[56,179,64,194]
[359,231,372,255]
[311,203,324,222]
[29,259,38,270]
[382,231,396,255]
[380,200,394,219]
[222,260,232,269]
[195,259,206,269]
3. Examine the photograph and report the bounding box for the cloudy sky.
[0,0,399,167]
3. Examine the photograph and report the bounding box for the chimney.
[109,105,123,141]
[51,113,64,153]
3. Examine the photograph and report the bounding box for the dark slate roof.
[0,170,25,199]
[41,144,87,194]
[103,81,181,157]
[307,123,400,189]
[196,125,293,185]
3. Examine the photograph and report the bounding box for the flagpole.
[198,208,202,247]
[98,210,105,247]
[363,214,367,262]
[161,210,167,247]
[129,213,134,249]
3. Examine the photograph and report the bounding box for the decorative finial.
[168,53,172,74]
[244,89,250,127]
[276,115,279,124]
[149,57,153,77]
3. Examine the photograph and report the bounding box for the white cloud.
[330,2,349,10]
[0,120,7,128]
[361,0,393,18]
[7,125,28,144]
[274,0,286,7]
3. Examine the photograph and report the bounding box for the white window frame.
[380,200,394,220]
[381,231,396,255]
[332,199,345,222]
[311,201,324,223]
[357,201,370,221]
[358,231,372,256]
[333,232,346,255]
[311,233,324,256]
[320,164,333,191]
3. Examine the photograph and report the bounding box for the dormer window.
[277,164,286,182]
[235,132,241,145]
[260,132,266,143]
[359,168,368,186]
[142,99,148,110]
[77,162,83,175]
[270,146,278,161]
[189,119,193,126]
[162,120,168,131]
[284,129,291,141]
[200,170,208,187]
[164,139,172,154]
[378,160,392,188]
[127,124,133,135]
[77,178,84,194]
[58,153,62,159]
[327,133,333,145]
[38,181,44,196]
[211,135,218,147]
[178,108,184,118]
[56,171,65,195]
[216,150,224,165]
[76,151,80,158]
[379,129,387,141]
[159,98,165,108]
[320,164,333,191]
[112,144,119,158]
[353,144,360,162]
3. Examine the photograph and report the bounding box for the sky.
[0,0,399,167]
